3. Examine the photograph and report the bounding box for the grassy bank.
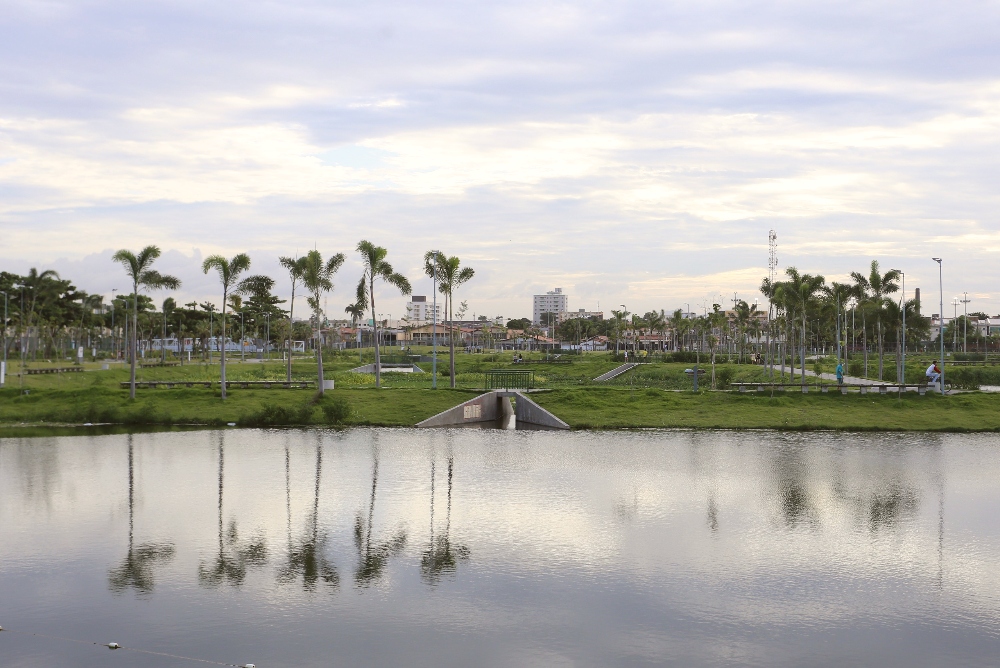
[0,386,480,429]
[530,388,1000,431]
[2,384,1000,432]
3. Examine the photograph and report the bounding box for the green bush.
[715,366,735,388]
[320,396,350,424]
[240,403,315,426]
[848,360,863,377]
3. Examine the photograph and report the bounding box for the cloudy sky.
[2,0,998,319]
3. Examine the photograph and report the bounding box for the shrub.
[715,366,735,388]
[320,396,351,424]
[240,403,315,427]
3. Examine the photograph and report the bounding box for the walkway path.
[594,362,641,382]
[759,365,947,392]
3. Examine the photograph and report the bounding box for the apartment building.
[532,288,568,325]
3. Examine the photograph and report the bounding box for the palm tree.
[355,241,412,388]
[112,247,181,399]
[851,261,900,380]
[108,436,175,594]
[202,253,252,399]
[279,255,308,382]
[669,309,687,352]
[779,267,825,388]
[198,435,268,587]
[299,249,345,396]
[277,441,339,590]
[421,457,470,585]
[822,282,853,370]
[425,252,474,388]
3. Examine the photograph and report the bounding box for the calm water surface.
[2,428,1000,667]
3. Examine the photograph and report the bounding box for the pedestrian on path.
[836,361,844,385]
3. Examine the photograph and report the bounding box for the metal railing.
[485,369,534,390]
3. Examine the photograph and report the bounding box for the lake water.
[2,428,1000,667]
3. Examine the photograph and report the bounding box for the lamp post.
[431,251,439,390]
[0,290,7,387]
[265,312,270,362]
[952,297,960,352]
[961,291,970,353]
[619,304,627,357]
[899,271,905,382]
[933,258,944,394]
[240,310,245,363]
[111,288,118,361]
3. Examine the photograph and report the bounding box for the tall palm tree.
[779,267,825,388]
[851,261,900,380]
[298,249,345,396]
[112,247,181,399]
[202,253,251,399]
[198,435,268,587]
[425,252,474,388]
[355,241,412,388]
[278,440,338,590]
[279,255,307,382]
[108,435,175,594]
[822,282,853,370]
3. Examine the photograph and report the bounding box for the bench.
[120,381,213,389]
[26,367,83,375]
[138,361,181,367]
[119,380,316,389]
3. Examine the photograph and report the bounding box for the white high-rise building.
[405,295,442,324]
[533,288,568,325]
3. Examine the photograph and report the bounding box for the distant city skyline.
[2,1,997,318]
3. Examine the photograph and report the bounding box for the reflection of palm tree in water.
[421,457,469,585]
[109,435,175,594]
[354,448,407,586]
[198,434,267,587]
[277,441,338,590]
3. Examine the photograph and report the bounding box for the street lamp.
[112,288,118,361]
[898,271,905,382]
[961,291,971,353]
[619,304,627,357]
[240,310,245,363]
[0,290,7,387]
[932,258,944,394]
[430,250,440,390]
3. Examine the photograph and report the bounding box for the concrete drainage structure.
[416,391,569,430]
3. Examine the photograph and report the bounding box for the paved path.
[594,362,641,382]
[759,365,948,392]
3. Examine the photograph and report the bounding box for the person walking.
[836,361,844,386]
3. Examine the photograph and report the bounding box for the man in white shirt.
[926,360,941,386]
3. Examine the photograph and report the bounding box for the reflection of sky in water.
[2,429,1000,667]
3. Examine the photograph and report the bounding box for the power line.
[0,626,255,667]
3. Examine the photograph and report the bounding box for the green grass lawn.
[3,350,998,433]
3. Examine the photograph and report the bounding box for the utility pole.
[0,290,7,387]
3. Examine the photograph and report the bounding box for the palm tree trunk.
[316,298,325,396]
[220,296,227,399]
[801,312,807,387]
[287,283,295,382]
[371,276,381,389]
[129,286,138,399]
[449,290,456,389]
[877,319,884,380]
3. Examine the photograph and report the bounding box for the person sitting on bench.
[926,360,941,386]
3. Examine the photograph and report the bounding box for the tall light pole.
[961,291,971,353]
[112,288,118,361]
[898,271,905,382]
[265,312,270,362]
[431,251,439,390]
[933,258,944,394]
[952,297,960,352]
[240,310,245,363]
[0,290,7,387]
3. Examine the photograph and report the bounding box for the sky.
[1,0,999,320]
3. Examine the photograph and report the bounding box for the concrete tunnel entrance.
[415,391,570,430]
